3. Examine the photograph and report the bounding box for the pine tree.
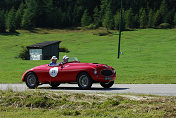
[100,0,108,24]
[174,13,176,26]
[48,8,63,28]
[159,0,168,23]
[35,0,53,27]
[15,3,24,29]
[125,8,134,29]
[7,8,16,32]
[153,10,162,27]
[81,10,92,27]
[148,9,154,27]
[93,6,100,27]
[0,10,6,33]
[22,0,37,29]
[134,14,139,28]
[114,10,125,30]
[139,8,147,28]
[103,4,114,30]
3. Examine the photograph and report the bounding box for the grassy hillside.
[0,28,176,83]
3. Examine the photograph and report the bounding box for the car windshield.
[68,57,79,62]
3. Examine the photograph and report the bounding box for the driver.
[49,56,58,66]
[62,55,69,64]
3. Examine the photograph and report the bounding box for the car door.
[59,63,77,82]
[48,65,63,83]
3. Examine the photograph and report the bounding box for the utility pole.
[118,0,122,59]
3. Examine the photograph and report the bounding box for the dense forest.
[0,0,176,33]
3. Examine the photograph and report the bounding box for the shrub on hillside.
[18,46,29,60]
[93,31,112,36]
[158,23,171,29]
[59,47,69,53]
[85,24,98,29]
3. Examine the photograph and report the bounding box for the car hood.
[30,64,49,70]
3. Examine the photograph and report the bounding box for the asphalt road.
[0,84,176,96]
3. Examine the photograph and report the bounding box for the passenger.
[49,56,58,66]
[63,55,69,64]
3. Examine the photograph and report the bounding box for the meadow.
[0,28,176,83]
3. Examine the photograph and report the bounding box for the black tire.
[25,72,39,89]
[77,72,92,89]
[49,83,60,88]
[100,81,114,88]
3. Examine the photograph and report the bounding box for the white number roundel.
[49,67,58,77]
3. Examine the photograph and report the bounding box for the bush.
[84,24,98,29]
[59,47,69,53]
[158,23,171,29]
[18,46,29,60]
[93,31,112,36]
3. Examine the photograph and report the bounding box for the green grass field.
[0,28,176,83]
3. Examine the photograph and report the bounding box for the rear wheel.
[50,83,60,88]
[25,72,39,89]
[77,72,92,89]
[100,81,114,88]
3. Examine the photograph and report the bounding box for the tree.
[134,14,139,28]
[100,0,108,24]
[114,10,125,30]
[125,8,134,29]
[159,0,168,23]
[22,0,37,29]
[15,3,24,29]
[174,13,176,26]
[148,9,154,27]
[103,4,114,30]
[153,10,162,27]
[48,8,63,28]
[0,10,6,33]
[139,8,147,28]
[34,0,53,27]
[93,6,101,27]
[81,10,92,27]
[7,8,16,32]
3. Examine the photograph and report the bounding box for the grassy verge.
[0,90,176,117]
[0,28,176,83]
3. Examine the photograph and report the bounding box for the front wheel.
[100,81,114,88]
[77,72,92,89]
[25,72,39,89]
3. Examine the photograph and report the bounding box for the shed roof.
[27,41,61,49]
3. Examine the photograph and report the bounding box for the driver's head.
[51,56,57,64]
[63,55,69,63]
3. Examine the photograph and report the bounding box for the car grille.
[100,70,113,76]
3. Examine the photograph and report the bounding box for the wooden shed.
[27,41,61,60]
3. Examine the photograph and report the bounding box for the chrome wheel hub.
[79,75,88,87]
[27,75,36,86]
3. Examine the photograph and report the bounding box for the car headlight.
[94,70,97,75]
[113,69,116,73]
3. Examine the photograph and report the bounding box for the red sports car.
[22,57,116,89]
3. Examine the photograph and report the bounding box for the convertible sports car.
[22,57,116,89]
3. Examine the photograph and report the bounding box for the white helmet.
[51,56,57,60]
[63,55,69,60]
